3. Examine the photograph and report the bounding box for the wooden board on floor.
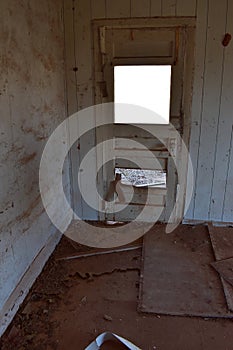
[211,258,233,287]
[139,225,233,318]
[208,224,233,311]
[208,225,233,260]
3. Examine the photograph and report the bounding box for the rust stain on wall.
[32,48,57,72]
[21,124,47,141]
[3,194,43,233]
[18,195,42,221]
[19,152,36,165]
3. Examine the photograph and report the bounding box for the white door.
[93,19,195,223]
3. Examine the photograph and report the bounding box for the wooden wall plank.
[106,0,131,18]
[114,204,165,222]
[193,0,228,220]
[184,0,208,219]
[91,0,106,19]
[176,0,196,17]
[150,0,162,16]
[161,0,177,16]
[75,0,98,220]
[64,0,82,218]
[210,0,233,221]
[223,126,233,222]
[131,0,150,17]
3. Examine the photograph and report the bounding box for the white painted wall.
[0,0,232,336]
[0,0,70,334]
[66,0,233,225]
[185,0,233,224]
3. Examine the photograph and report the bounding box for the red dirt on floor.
[0,227,233,350]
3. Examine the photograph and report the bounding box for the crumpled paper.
[85,332,141,350]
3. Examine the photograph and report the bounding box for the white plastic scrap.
[85,332,141,350]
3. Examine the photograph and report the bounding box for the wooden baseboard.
[0,231,62,337]
[182,219,233,227]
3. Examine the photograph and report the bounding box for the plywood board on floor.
[208,225,233,260]
[208,225,233,311]
[139,225,233,318]
[211,258,233,287]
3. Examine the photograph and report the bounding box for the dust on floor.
[0,226,233,350]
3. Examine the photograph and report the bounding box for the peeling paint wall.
[0,0,70,313]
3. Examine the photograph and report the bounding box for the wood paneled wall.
[65,0,233,224]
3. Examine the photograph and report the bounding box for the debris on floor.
[85,332,141,350]
[1,225,233,350]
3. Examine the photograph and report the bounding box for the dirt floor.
[0,225,233,350]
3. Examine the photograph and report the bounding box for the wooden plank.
[114,124,177,139]
[164,156,177,222]
[117,193,165,206]
[112,27,175,59]
[75,0,98,220]
[150,0,162,16]
[115,159,167,170]
[106,0,131,18]
[91,0,106,19]
[115,149,168,159]
[208,224,233,311]
[115,137,167,151]
[113,204,165,222]
[208,225,233,261]
[223,127,233,223]
[169,27,185,117]
[176,0,196,16]
[161,0,176,16]
[139,224,233,317]
[210,1,233,222]
[115,152,167,170]
[64,0,82,218]
[184,0,208,220]
[209,0,233,222]
[177,26,195,222]
[115,148,169,157]
[116,186,166,205]
[131,0,150,17]
[211,258,233,287]
[122,185,167,195]
[93,17,196,28]
[193,0,227,220]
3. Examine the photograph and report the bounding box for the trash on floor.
[85,332,141,350]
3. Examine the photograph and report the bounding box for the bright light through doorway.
[114,65,171,124]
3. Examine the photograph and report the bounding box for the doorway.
[93,18,195,223]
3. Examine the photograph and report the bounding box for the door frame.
[92,18,195,223]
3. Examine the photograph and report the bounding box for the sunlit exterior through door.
[114,65,172,124]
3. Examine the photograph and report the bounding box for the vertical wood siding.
[66,0,233,224]
[186,0,233,223]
